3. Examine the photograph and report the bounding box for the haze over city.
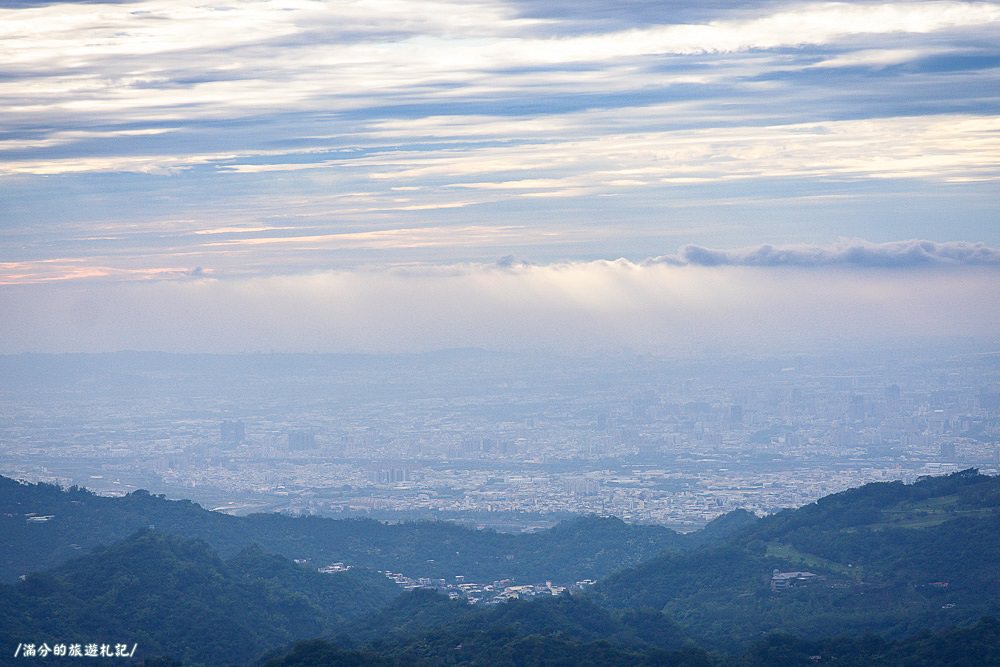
[3,2,1000,664]
[3,0,1000,533]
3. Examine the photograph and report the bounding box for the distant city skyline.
[2,348,997,529]
[1,0,998,352]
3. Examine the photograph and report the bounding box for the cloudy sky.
[1,0,998,353]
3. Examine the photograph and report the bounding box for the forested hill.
[0,475,683,584]
[0,531,399,666]
[2,470,999,665]
[261,613,1000,667]
[747,466,1000,541]
[593,469,1000,650]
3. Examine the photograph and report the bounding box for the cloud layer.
[1,2,998,354]
[2,0,1000,286]
[2,242,998,354]
[657,240,1000,268]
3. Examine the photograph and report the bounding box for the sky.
[1,0,998,354]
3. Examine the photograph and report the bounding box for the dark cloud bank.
[652,240,1000,268]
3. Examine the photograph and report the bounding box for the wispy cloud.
[3,1,997,134]
[196,225,529,250]
[0,259,204,286]
[1,0,999,350]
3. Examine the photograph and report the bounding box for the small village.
[320,561,595,605]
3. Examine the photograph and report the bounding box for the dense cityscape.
[2,349,997,531]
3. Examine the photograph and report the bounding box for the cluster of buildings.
[371,568,575,604]
[2,351,998,530]
[770,570,822,593]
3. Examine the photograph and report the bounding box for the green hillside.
[593,469,1000,649]
[0,531,399,667]
[263,588,710,667]
[0,476,683,584]
[4,470,999,665]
